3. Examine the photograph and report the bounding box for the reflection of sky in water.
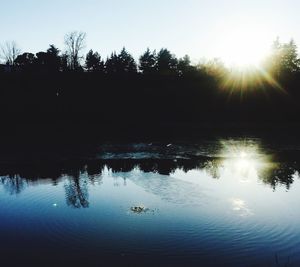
[0,139,300,266]
[230,198,253,217]
[170,139,300,222]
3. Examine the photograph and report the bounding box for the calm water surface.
[1,138,300,266]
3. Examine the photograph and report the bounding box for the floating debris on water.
[130,205,150,214]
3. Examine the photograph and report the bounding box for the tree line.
[0,31,196,76]
[1,31,300,125]
[1,31,299,78]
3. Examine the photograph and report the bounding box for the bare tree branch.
[0,41,21,66]
[64,31,86,70]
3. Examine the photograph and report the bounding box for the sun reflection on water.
[230,198,253,217]
[218,140,276,183]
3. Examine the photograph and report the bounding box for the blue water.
[0,138,300,266]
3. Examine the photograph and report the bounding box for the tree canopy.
[1,34,300,85]
[85,50,104,72]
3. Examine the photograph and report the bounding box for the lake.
[1,137,300,267]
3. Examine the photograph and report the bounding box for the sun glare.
[218,140,275,181]
[217,22,272,68]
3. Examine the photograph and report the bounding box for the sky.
[1,0,300,65]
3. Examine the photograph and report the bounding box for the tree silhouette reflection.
[0,149,299,206]
[0,175,26,195]
[203,159,222,179]
[64,175,89,208]
[259,162,298,190]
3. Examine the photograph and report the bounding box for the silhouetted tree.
[264,38,282,78]
[46,44,61,72]
[35,49,61,72]
[139,48,156,74]
[177,55,197,76]
[281,39,300,73]
[60,53,69,72]
[198,58,227,78]
[265,38,300,78]
[35,51,48,66]
[47,44,60,56]
[105,52,118,74]
[0,41,21,66]
[155,48,178,75]
[118,47,137,73]
[15,52,36,69]
[105,48,137,74]
[85,49,104,72]
[64,31,86,71]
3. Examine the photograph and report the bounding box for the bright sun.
[216,22,272,67]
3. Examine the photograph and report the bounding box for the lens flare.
[218,140,276,182]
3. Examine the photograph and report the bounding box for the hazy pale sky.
[1,0,299,64]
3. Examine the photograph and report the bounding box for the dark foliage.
[0,37,300,127]
[105,48,137,74]
[85,49,104,72]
